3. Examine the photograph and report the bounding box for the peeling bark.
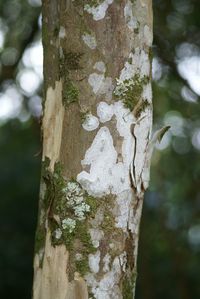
[33,1,153,298]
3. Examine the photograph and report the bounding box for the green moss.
[39,161,126,278]
[63,81,79,107]
[115,74,149,112]
[75,258,90,276]
[101,209,115,233]
[59,51,83,107]
[59,219,96,278]
[85,195,98,217]
[122,271,137,299]
[41,162,98,275]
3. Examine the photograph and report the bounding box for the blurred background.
[0,0,200,298]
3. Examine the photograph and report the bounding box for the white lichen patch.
[118,52,136,81]
[117,49,150,83]
[88,73,104,94]
[89,228,104,248]
[143,25,153,47]
[94,61,106,73]
[88,61,113,100]
[77,101,134,197]
[140,50,151,77]
[62,218,76,233]
[103,253,111,272]
[114,190,132,230]
[86,253,126,298]
[89,251,100,273]
[78,100,152,231]
[82,33,97,50]
[97,102,114,123]
[74,202,90,219]
[77,126,118,197]
[88,73,114,100]
[63,181,91,221]
[59,26,66,39]
[54,228,62,239]
[114,76,140,100]
[142,82,152,102]
[84,0,114,21]
[118,252,127,272]
[124,1,138,30]
[75,253,83,261]
[82,114,100,131]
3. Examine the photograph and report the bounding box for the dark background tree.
[0,0,200,298]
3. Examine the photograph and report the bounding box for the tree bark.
[33,1,153,298]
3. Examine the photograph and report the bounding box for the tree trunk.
[33,1,153,298]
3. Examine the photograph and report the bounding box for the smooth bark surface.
[33,1,153,298]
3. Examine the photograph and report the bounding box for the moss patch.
[39,161,99,277]
[59,50,84,107]
[63,81,79,107]
[122,271,137,299]
[114,74,150,113]
[36,159,128,278]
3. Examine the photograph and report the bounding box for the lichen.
[82,113,100,131]
[84,0,114,21]
[114,74,149,112]
[39,160,100,277]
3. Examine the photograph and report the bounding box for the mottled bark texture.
[33,1,153,298]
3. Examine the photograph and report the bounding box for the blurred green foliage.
[0,0,200,298]
[0,120,41,298]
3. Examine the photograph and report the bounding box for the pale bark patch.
[33,230,69,299]
[66,273,88,299]
[42,81,64,171]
